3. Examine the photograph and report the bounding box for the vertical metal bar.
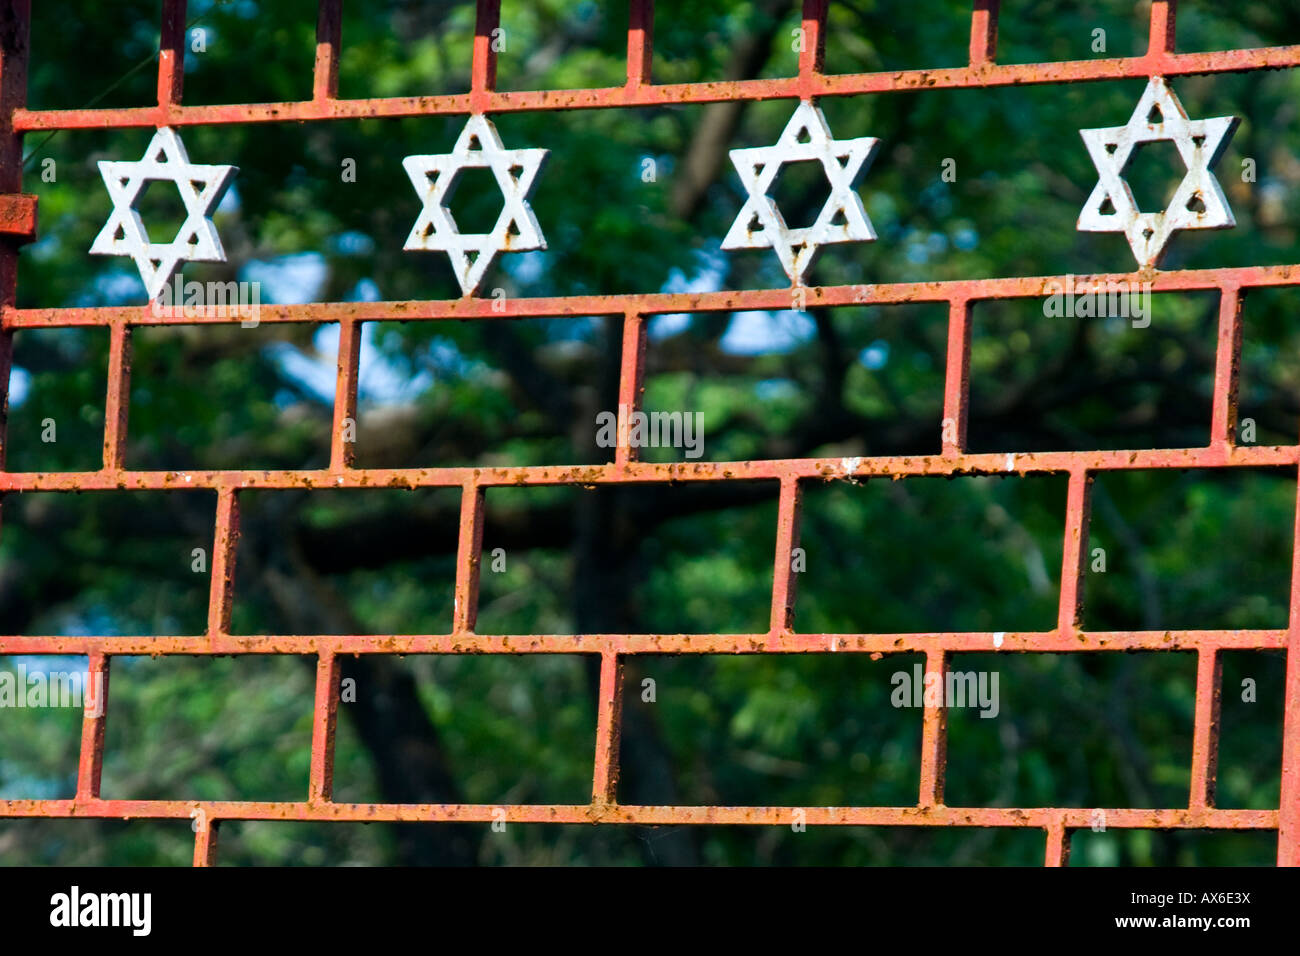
[207,487,240,637]
[626,0,654,88]
[102,321,132,472]
[918,648,948,807]
[1210,285,1244,448]
[1058,469,1092,633]
[0,0,26,475]
[770,474,802,634]
[1189,646,1222,810]
[309,650,342,803]
[1148,0,1177,58]
[313,0,343,102]
[1278,465,1300,864]
[591,651,625,805]
[76,651,110,801]
[192,815,220,867]
[470,0,501,113]
[942,298,972,457]
[453,482,486,634]
[0,10,29,838]
[798,0,827,91]
[330,318,361,471]
[0,0,28,197]
[969,0,999,67]
[615,310,647,466]
[1282,630,1300,863]
[158,0,187,109]
[1044,817,1070,867]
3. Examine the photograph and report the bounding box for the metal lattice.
[0,0,1298,867]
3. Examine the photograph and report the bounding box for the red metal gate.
[0,0,1298,866]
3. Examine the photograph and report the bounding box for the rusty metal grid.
[0,0,1297,868]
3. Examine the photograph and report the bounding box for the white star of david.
[721,100,879,284]
[1078,76,1239,267]
[90,127,237,300]
[402,115,549,296]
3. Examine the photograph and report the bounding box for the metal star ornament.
[1078,76,1239,267]
[722,100,880,284]
[90,127,238,300]
[402,115,549,296]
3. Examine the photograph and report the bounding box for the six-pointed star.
[90,127,238,300]
[1078,76,1239,267]
[402,115,549,296]
[721,101,879,284]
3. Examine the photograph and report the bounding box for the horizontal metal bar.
[7,263,1300,327]
[0,444,1293,494]
[13,45,1300,131]
[0,630,1284,657]
[0,800,1276,829]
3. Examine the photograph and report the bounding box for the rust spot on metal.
[0,192,35,243]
